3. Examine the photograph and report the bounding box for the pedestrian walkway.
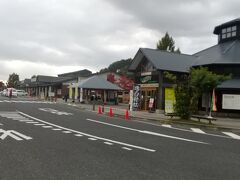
[56,98,240,130]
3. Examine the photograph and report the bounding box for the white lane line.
[86,118,139,132]
[86,118,209,145]
[222,132,240,140]
[18,111,156,152]
[162,124,172,128]
[141,130,209,144]
[132,119,231,139]
[25,122,37,124]
[42,126,52,128]
[0,123,2,126]
[104,142,113,145]
[191,128,206,134]
[74,134,83,137]
[122,147,132,151]
[34,123,45,126]
[88,138,97,141]
[19,120,33,122]
[52,128,62,131]
[62,131,72,134]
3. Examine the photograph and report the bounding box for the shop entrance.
[141,87,157,111]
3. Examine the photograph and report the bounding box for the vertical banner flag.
[212,89,217,112]
[165,88,176,113]
[132,84,141,111]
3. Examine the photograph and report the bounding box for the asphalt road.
[0,97,240,180]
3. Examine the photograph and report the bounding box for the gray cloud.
[0,0,239,81]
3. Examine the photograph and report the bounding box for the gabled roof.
[78,76,122,91]
[193,40,240,66]
[214,18,240,34]
[129,48,197,73]
[58,69,92,78]
[217,79,240,89]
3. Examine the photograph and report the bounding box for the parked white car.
[5,88,17,97]
[2,89,7,96]
[16,90,28,96]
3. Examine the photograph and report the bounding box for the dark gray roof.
[217,79,240,89]
[78,76,122,90]
[193,40,240,66]
[214,18,240,34]
[129,48,197,73]
[58,69,92,78]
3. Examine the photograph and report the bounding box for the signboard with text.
[132,84,141,111]
[222,94,240,110]
[165,88,176,113]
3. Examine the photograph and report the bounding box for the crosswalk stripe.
[62,131,72,133]
[122,147,132,151]
[74,134,83,137]
[191,128,206,134]
[222,132,240,140]
[162,124,172,128]
[42,126,52,128]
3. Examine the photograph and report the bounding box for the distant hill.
[99,58,133,78]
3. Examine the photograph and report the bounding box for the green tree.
[189,67,231,115]
[7,73,19,88]
[156,32,181,53]
[165,67,230,119]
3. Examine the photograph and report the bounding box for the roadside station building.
[129,18,240,115]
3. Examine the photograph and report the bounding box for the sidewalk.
[57,99,240,130]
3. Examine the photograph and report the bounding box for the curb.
[58,102,240,131]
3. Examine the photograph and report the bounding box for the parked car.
[16,90,28,96]
[2,89,7,96]
[5,88,17,97]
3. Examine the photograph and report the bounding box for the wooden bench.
[165,113,178,118]
[191,115,217,124]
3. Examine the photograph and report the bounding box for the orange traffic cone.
[125,109,129,120]
[109,107,113,117]
[98,106,102,114]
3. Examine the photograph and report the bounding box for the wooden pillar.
[158,70,164,110]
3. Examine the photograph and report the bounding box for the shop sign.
[222,94,240,110]
[132,84,141,111]
[149,98,154,108]
[141,72,152,76]
[140,83,159,88]
[165,88,175,113]
[140,76,152,83]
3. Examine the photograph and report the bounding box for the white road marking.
[42,126,52,128]
[34,123,45,126]
[86,118,209,144]
[0,129,32,141]
[25,121,37,124]
[122,147,132,151]
[52,128,62,131]
[104,142,113,145]
[141,130,209,144]
[88,138,97,141]
[18,111,156,152]
[74,134,83,137]
[132,119,231,139]
[162,124,172,128]
[62,131,72,134]
[0,123,2,126]
[19,120,33,122]
[222,132,240,140]
[191,128,206,134]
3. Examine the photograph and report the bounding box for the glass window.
[227,27,231,32]
[227,32,231,38]
[232,26,237,31]
[232,31,237,37]
[222,34,226,39]
[222,28,226,33]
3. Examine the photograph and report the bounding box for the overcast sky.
[0,0,239,82]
